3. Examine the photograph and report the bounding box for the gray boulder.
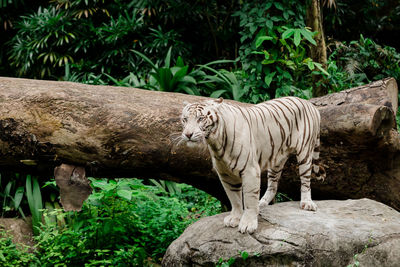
[162,199,400,266]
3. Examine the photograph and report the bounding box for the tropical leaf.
[13,186,24,210]
[293,29,301,46]
[255,36,274,48]
[264,71,276,86]
[300,28,317,45]
[210,89,227,98]
[281,29,295,40]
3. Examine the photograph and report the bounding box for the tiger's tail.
[312,136,326,181]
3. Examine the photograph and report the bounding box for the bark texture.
[0,77,399,209]
[306,0,328,97]
[54,164,91,211]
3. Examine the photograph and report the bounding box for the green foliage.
[217,257,236,267]
[234,0,315,101]
[346,235,374,267]
[25,175,43,236]
[6,1,190,79]
[327,35,400,92]
[8,6,78,78]
[275,192,293,203]
[72,51,246,103]
[324,0,400,50]
[149,179,182,195]
[253,26,328,100]
[196,60,247,101]
[0,173,25,218]
[29,178,221,265]
[0,177,220,265]
[216,250,256,267]
[133,47,199,94]
[0,231,39,267]
[397,107,400,132]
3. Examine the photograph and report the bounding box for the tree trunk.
[306,0,328,97]
[0,77,399,210]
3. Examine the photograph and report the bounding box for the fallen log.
[0,77,399,209]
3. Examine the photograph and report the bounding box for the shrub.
[327,35,400,92]
[234,0,317,101]
[7,1,190,80]
[32,178,220,265]
[0,231,39,267]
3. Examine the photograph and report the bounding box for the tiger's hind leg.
[297,152,317,211]
[259,156,288,207]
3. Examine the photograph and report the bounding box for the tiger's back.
[210,97,321,174]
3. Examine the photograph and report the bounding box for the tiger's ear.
[183,100,189,106]
[214,97,223,104]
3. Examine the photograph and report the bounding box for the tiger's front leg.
[238,166,260,234]
[218,173,243,228]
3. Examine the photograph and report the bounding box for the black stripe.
[229,118,236,155]
[239,152,250,178]
[253,106,266,128]
[285,98,301,131]
[221,179,242,189]
[248,108,259,125]
[304,102,316,150]
[265,105,282,133]
[267,126,274,163]
[237,106,252,133]
[273,101,292,133]
[299,155,309,165]
[219,120,228,158]
[231,145,243,170]
[300,165,312,177]
[274,98,295,116]
[258,152,263,166]
[230,188,242,192]
[298,100,312,152]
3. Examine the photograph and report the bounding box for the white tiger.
[180,97,325,234]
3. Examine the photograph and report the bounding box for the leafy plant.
[253,26,329,100]
[327,35,400,92]
[8,6,77,78]
[0,173,25,219]
[196,59,246,101]
[149,179,181,195]
[132,47,199,95]
[216,250,255,267]
[234,0,310,101]
[25,175,43,235]
[0,230,39,266]
[30,178,221,265]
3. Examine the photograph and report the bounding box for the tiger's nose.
[185,132,193,139]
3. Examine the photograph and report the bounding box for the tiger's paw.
[300,200,317,211]
[238,211,258,234]
[224,213,241,228]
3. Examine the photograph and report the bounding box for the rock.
[0,217,34,248]
[162,199,400,267]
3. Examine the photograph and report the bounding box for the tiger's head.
[180,98,223,147]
